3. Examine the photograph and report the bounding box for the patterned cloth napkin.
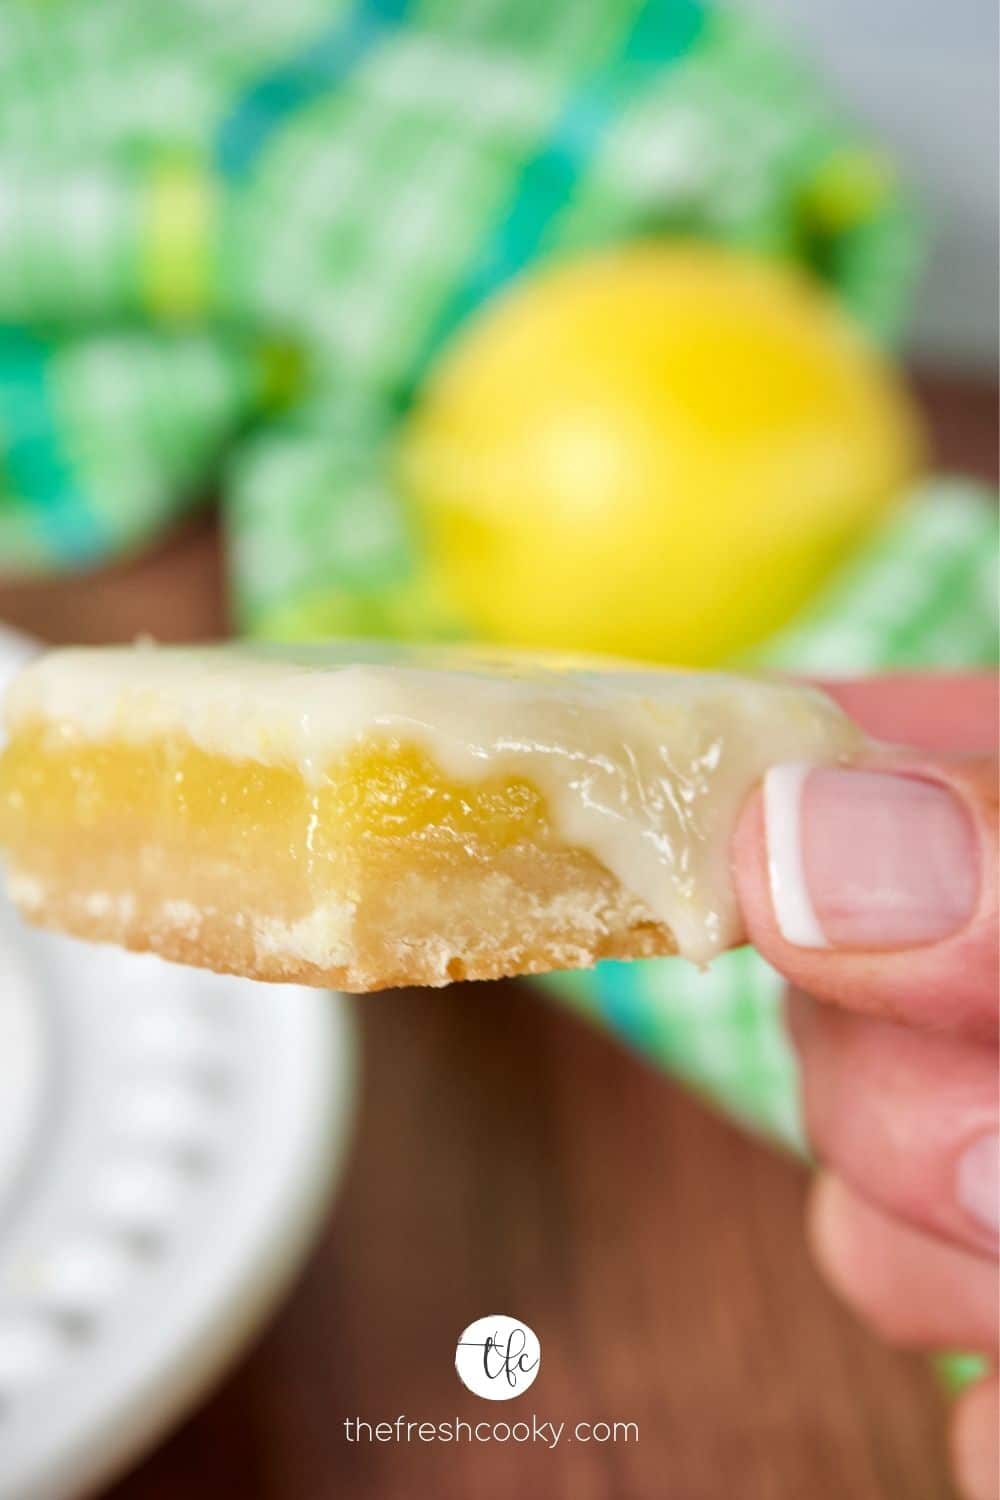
[0,0,918,626]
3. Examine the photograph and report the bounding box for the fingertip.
[951,1377,1000,1500]
[806,1175,999,1353]
[806,1172,857,1306]
[807,1173,921,1350]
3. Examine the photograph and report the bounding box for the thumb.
[731,751,998,1043]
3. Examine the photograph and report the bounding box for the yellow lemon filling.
[0,641,862,989]
[0,727,624,989]
[0,729,548,871]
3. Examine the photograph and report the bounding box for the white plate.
[0,628,358,1500]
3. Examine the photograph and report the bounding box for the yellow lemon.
[399,243,924,665]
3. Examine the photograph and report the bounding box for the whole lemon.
[398,244,923,665]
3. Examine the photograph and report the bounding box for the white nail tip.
[763,764,829,949]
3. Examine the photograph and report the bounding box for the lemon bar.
[0,642,860,990]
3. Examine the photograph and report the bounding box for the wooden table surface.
[1,373,995,1500]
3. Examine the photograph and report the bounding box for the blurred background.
[0,0,995,1496]
[751,0,998,369]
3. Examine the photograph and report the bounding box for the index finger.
[818,673,998,756]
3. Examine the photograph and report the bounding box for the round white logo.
[455,1315,541,1401]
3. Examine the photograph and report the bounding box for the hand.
[732,675,998,1500]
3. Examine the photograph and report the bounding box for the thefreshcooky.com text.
[343,1415,638,1450]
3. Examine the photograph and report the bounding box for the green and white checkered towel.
[0,0,918,626]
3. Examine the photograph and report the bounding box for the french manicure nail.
[957,1133,1000,1237]
[763,766,979,950]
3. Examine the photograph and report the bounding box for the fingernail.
[956,1133,1000,1236]
[763,765,979,949]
